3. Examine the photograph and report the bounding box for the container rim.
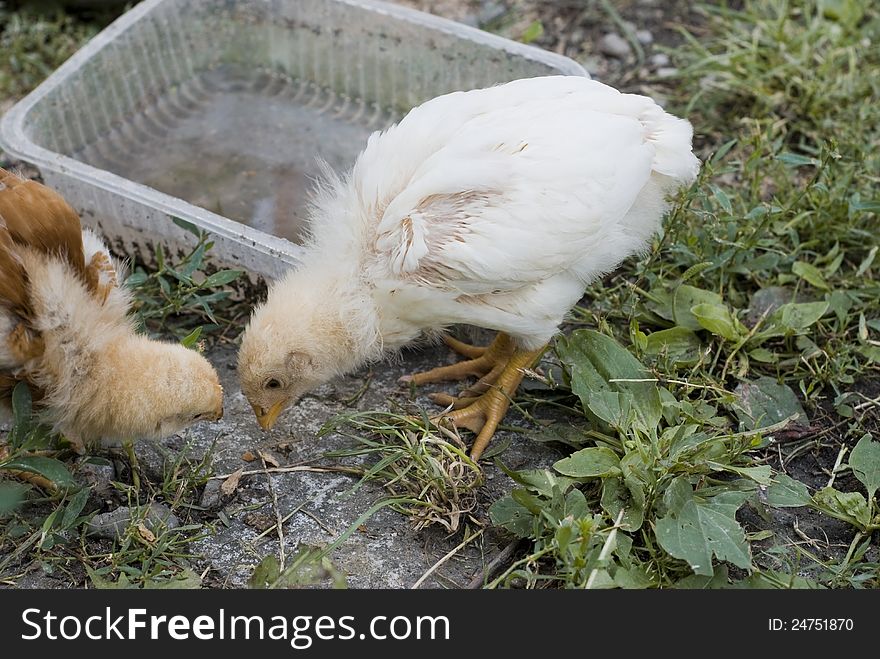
[0,0,588,269]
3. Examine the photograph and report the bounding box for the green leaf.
[760,301,829,338]
[248,554,281,589]
[488,496,534,538]
[655,478,751,576]
[707,463,773,485]
[855,246,877,277]
[180,326,203,349]
[765,473,812,508]
[776,152,818,168]
[819,0,864,24]
[0,456,74,487]
[848,434,880,502]
[613,566,655,589]
[125,271,149,288]
[792,261,829,290]
[519,19,544,44]
[60,488,90,530]
[145,568,202,589]
[672,285,723,330]
[710,184,733,214]
[9,381,34,447]
[202,270,243,288]
[555,330,662,433]
[86,566,133,589]
[859,345,880,364]
[580,391,636,432]
[644,327,703,366]
[680,261,714,282]
[0,482,30,516]
[172,217,203,237]
[748,348,777,363]
[600,477,645,532]
[180,243,207,277]
[497,464,575,499]
[826,290,853,325]
[710,139,737,165]
[165,267,193,286]
[673,565,730,589]
[553,447,621,479]
[733,377,808,431]
[813,487,871,531]
[691,303,743,341]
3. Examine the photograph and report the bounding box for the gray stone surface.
[87,502,180,540]
[141,340,561,589]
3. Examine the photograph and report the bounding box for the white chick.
[238,76,699,459]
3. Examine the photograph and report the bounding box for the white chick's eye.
[265,378,283,390]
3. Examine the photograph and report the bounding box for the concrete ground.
[138,338,560,589]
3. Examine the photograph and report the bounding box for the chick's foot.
[431,344,544,460]
[399,333,514,387]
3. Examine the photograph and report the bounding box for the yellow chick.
[0,168,223,446]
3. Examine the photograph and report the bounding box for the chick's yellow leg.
[442,335,489,359]
[434,345,545,460]
[399,333,514,386]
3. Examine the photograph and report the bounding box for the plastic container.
[0,0,587,280]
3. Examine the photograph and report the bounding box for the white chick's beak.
[252,400,286,431]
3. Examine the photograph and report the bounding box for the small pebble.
[199,479,223,509]
[76,459,116,492]
[599,33,632,58]
[656,67,679,78]
[636,29,654,45]
[477,1,506,26]
[87,502,180,540]
[650,53,671,67]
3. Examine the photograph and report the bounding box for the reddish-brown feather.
[0,222,28,315]
[0,169,90,407]
[0,168,86,276]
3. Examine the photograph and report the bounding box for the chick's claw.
[429,343,545,460]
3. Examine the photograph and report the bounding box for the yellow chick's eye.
[265,378,283,390]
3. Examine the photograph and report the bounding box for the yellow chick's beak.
[252,400,286,431]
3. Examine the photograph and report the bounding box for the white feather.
[274,75,700,362]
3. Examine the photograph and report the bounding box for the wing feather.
[372,101,658,295]
[0,168,86,281]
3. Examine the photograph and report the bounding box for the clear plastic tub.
[0,0,587,279]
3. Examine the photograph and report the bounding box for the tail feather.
[640,105,701,184]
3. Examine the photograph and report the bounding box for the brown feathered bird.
[0,168,224,445]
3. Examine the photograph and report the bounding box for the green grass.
[126,218,245,342]
[0,5,106,99]
[322,411,484,533]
